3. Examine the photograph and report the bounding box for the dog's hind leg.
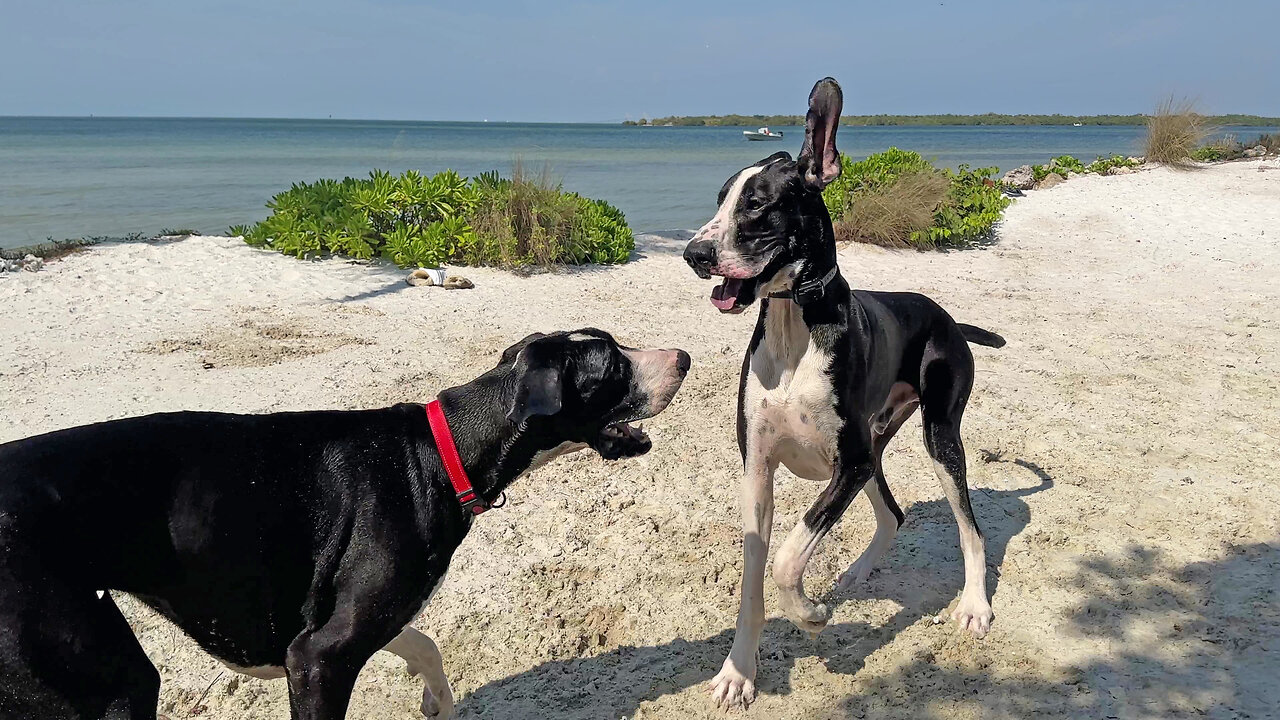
[708,456,776,709]
[0,577,160,719]
[383,628,453,719]
[921,351,993,638]
[838,404,915,590]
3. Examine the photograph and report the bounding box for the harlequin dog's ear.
[507,340,563,424]
[797,77,843,190]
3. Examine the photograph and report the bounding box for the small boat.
[743,126,784,141]
[1073,122,1083,127]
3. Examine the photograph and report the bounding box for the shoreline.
[5,151,1274,260]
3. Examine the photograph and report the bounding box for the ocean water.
[1,117,1274,249]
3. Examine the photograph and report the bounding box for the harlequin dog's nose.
[676,350,692,374]
[683,239,716,279]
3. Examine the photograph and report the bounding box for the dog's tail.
[957,323,1006,348]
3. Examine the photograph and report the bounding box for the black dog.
[0,329,690,720]
[683,78,1006,709]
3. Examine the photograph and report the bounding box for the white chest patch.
[743,301,843,482]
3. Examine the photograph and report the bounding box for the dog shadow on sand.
[453,458,1055,718]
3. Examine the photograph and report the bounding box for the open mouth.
[710,278,751,314]
[593,421,652,460]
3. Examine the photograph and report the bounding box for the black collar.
[767,264,838,306]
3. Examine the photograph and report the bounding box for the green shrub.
[1051,155,1085,174]
[238,165,633,269]
[822,148,1010,249]
[1191,145,1227,162]
[1084,154,1140,173]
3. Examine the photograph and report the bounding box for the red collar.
[425,399,496,516]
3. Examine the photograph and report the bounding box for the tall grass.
[833,172,949,247]
[469,159,586,267]
[1145,97,1206,167]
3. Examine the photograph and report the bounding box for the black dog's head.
[683,77,844,313]
[496,329,691,460]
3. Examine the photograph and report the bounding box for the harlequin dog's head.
[497,329,691,460]
[683,77,844,313]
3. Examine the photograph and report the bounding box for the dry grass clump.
[469,159,581,267]
[1145,97,1207,167]
[832,171,950,247]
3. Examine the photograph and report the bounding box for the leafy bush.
[822,148,1010,249]
[1051,155,1086,174]
[235,165,633,269]
[1145,97,1205,167]
[1191,145,1228,162]
[1084,154,1140,174]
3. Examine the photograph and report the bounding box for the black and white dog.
[0,329,689,720]
[683,78,1006,708]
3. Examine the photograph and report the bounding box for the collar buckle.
[769,265,838,306]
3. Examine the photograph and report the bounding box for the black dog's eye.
[743,197,763,212]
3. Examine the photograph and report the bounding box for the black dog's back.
[0,405,435,667]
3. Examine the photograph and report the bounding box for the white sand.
[2,159,1279,719]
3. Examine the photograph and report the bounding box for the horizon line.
[3,112,1278,124]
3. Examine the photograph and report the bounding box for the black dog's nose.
[683,239,716,279]
[675,350,692,374]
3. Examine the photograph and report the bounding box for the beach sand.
[2,159,1279,719]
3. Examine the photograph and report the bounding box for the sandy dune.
[2,159,1279,719]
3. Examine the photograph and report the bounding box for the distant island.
[624,113,1280,127]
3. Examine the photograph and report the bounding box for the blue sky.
[2,0,1276,121]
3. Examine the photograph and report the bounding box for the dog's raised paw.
[421,683,455,719]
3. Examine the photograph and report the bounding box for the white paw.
[837,557,876,590]
[707,658,757,709]
[421,683,455,719]
[950,594,994,638]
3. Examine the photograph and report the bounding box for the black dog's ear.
[797,77,843,190]
[499,332,549,367]
[507,346,563,424]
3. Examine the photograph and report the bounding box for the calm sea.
[2,118,1274,249]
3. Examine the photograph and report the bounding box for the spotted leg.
[383,628,454,718]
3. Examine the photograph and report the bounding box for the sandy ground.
[2,159,1279,720]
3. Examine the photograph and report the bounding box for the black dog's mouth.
[710,277,757,314]
[591,421,652,460]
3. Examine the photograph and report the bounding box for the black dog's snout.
[683,239,716,279]
[676,350,692,374]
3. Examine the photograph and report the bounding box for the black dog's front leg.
[286,615,385,720]
[771,421,876,633]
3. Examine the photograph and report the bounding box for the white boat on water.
[743,126,783,141]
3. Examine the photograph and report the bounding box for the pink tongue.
[710,278,743,310]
